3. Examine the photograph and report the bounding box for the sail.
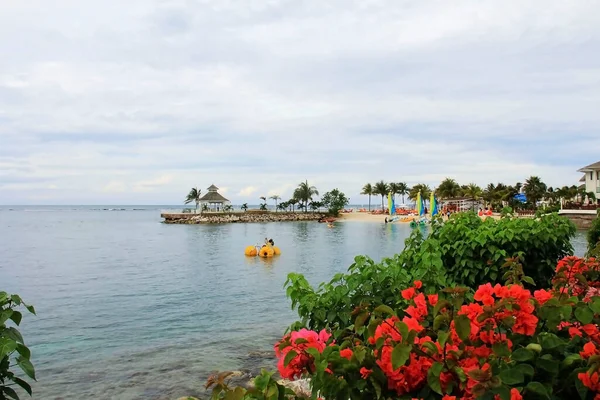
[391,193,396,215]
[431,192,438,216]
[416,191,422,215]
[388,192,392,215]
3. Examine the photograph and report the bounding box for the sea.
[0,206,589,399]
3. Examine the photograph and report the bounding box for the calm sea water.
[0,206,589,400]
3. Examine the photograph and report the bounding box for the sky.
[1,0,599,205]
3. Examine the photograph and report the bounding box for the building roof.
[580,174,587,182]
[207,184,219,191]
[578,161,600,172]
[200,190,229,202]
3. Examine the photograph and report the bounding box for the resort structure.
[199,184,230,211]
[578,161,600,204]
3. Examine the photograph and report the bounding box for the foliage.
[373,181,389,209]
[589,215,600,256]
[184,187,202,211]
[1,292,36,400]
[321,189,349,216]
[270,195,281,212]
[241,203,249,212]
[223,205,233,212]
[284,213,575,334]
[409,184,432,202]
[205,369,304,399]
[294,181,319,213]
[463,184,483,210]
[361,183,373,211]
[396,182,410,204]
[524,176,547,209]
[309,201,324,213]
[427,212,576,288]
[259,203,268,211]
[271,256,600,400]
[437,178,461,200]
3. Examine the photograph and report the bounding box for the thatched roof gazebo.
[199,184,230,212]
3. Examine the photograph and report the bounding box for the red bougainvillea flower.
[581,342,598,358]
[474,283,495,305]
[359,367,372,379]
[578,371,600,394]
[494,388,522,400]
[402,287,416,300]
[533,289,553,305]
[427,294,439,306]
[414,280,423,289]
[274,328,331,380]
[340,348,353,360]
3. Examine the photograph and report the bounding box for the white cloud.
[0,0,599,204]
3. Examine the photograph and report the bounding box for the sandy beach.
[337,212,502,223]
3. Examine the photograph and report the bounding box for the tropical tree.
[523,176,547,208]
[388,182,400,203]
[408,184,431,202]
[397,182,410,204]
[201,203,209,212]
[293,180,319,212]
[288,198,298,212]
[278,202,288,212]
[436,178,461,200]
[259,196,267,210]
[463,183,483,210]
[321,189,350,216]
[269,195,281,212]
[361,183,374,211]
[223,205,233,212]
[241,203,248,212]
[309,200,324,212]
[259,203,267,211]
[373,180,389,209]
[184,187,202,212]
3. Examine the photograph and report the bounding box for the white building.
[578,161,600,204]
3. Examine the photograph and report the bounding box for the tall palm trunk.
[368,195,371,211]
[381,195,385,209]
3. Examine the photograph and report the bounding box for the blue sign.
[514,193,527,202]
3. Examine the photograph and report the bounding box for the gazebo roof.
[207,184,219,191]
[200,190,229,203]
[580,174,586,182]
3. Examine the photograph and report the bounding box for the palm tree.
[373,180,389,209]
[361,183,374,211]
[388,182,401,203]
[436,178,461,201]
[224,205,233,212]
[278,202,288,212]
[397,182,409,204]
[270,195,281,212]
[293,180,319,212]
[523,176,547,208]
[184,187,202,212]
[288,198,298,212]
[463,183,483,210]
[409,184,431,202]
[241,203,248,212]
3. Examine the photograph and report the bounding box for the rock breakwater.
[161,211,328,224]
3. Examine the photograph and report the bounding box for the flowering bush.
[272,256,600,399]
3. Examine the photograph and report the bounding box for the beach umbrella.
[430,192,438,216]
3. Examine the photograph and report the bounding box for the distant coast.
[161,210,327,224]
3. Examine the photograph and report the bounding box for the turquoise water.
[0,207,589,399]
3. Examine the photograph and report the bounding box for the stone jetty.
[161,210,328,224]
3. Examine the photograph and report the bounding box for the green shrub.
[1,292,36,400]
[428,212,576,288]
[588,214,600,256]
[284,213,575,333]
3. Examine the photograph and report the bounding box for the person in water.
[268,238,274,246]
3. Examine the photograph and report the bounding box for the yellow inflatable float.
[244,245,257,257]
[245,245,281,257]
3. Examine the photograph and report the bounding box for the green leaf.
[590,298,600,314]
[283,350,297,367]
[15,344,30,360]
[492,385,512,400]
[562,353,582,368]
[492,342,511,357]
[354,312,369,332]
[522,276,536,285]
[373,305,396,316]
[575,306,594,325]
[294,338,308,345]
[540,333,563,350]
[514,363,535,377]
[454,314,471,342]
[17,358,36,380]
[427,362,444,395]
[512,348,534,362]
[2,387,19,400]
[391,343,412,370]
[395,321,409,341]
[13,377,32,396]
[437,331,450,348]
[354,347,366,364]
[0,310,13,325]
[370,377,382,399]
[9,311,22,326]
[0,337,17,358]
[10,295,23,305]
[433,299,450,317]
[525,381,549,398]
[536,358,559,375]
[4,327,24,344]
[25,305,36,315]
[499,368,524,385]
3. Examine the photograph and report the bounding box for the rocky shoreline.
[161,211,328,224]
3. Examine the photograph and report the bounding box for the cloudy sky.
[1,0,599,205]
